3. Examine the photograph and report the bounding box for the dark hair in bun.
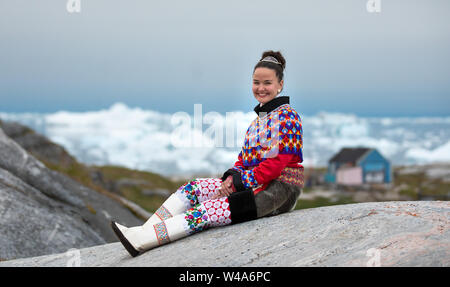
[253,50,286,83]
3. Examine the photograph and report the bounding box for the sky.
[0,0,449,117]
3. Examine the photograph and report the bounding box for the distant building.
[324,148,392,186]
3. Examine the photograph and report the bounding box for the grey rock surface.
[1,201,449,267]
[0,127,144,260]
[0,120,76,169]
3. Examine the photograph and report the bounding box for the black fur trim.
[222,168,245,192]
[228,189,257,224]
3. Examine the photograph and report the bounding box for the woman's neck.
[260,95,279,107]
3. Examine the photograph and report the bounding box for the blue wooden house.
[324,147,392,185]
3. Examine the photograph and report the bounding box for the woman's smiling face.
[252,67,284,106]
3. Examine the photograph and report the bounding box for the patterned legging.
[154,177,301,236]
[170,178,232,234]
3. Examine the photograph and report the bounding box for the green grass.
[120,186,166,213]
[393,167,449,200]
[38,157,182,214]
[398,186,418,200]
[36,156,450,216]
[300,187,314,194]
[294,195,356,210]
[94,165,184,191]
[419,179,450,198]
[92,165,188,213]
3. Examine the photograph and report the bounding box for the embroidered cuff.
[241,169,259,189]
[232,166,245,173]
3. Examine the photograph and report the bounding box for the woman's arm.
[221,151,246,191]
[224,112,303,192]
[236,153,299,190]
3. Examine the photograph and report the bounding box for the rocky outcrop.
[0,127,144,261]
[0,120,77,170]
[1,201,448,267]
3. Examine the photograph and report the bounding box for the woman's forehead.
[253,67,276,80]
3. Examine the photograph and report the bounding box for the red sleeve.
[221,151,245,187]
[252,154,299,185]
[233,151,245,170]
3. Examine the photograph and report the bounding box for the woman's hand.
[211,176,234,199]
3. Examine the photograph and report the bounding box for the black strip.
[254,96,290,116]
[221,168,234,181]
[0,267,434,282]
[228,189,257,224]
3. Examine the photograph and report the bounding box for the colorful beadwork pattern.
[184,204,208,234]
[238,166,304,189]
[203,197,232,227]
[278,167,305,188]
[183,197,232,234]
[176,178,222,208]
[176,180,201,206]
[241,169,258,189]
[197,178,222,202]
[154,205,172,221]
[241,104,303,167]
[153,222,170,245]
[231,157,245,174]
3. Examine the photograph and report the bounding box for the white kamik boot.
[111,214,188,257]
[111,222,157,257]
[144,193,190,227]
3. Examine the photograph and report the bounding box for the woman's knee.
[184,197,232,233]
[274,186,301,214]
[255,181,300,218]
